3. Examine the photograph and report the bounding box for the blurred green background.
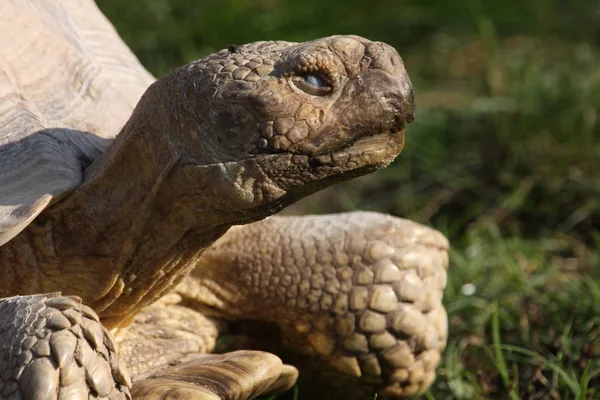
[97,0,600,398]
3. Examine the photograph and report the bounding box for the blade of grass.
[577,361,590,400]
[499,344,581,396]
[491,303,520,400]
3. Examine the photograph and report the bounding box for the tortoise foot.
[131,350,296,400]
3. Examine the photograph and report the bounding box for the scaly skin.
[176,212,449,398]
[111,213,449,399]
[0,36,425,399]
[0,294,130,399]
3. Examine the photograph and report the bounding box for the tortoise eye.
[292,73,332,96]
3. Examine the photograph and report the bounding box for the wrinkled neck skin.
[0,100,300,329]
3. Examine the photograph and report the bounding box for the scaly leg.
[0,293,130,399]
[177,211,449,398]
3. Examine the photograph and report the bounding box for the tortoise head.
[13,36,414,326]
[136,35,415,216]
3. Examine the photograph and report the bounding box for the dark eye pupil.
[304,74,324,88]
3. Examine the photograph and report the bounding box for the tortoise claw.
[263,364,299,396]
[131,350,291,400]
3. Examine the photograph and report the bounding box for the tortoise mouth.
[251,113,408,160]
[306,129,405,168]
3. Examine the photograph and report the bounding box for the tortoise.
[0,1,449,399]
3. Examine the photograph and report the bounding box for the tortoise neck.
[30,111,233,327]
[48,118,180,261]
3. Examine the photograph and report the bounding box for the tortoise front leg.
[177,212,449,398]
[0,293,131,399]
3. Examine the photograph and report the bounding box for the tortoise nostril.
[360,56,372,71]
[384,92,415,128]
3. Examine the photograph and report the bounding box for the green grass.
[427,229,600,399]
[97,0,600,397]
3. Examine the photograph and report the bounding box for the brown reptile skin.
[177,212,449,398]
[0,294,130,400]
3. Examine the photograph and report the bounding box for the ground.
[97,0,600,398]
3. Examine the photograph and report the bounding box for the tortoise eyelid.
[291,72,332,96]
